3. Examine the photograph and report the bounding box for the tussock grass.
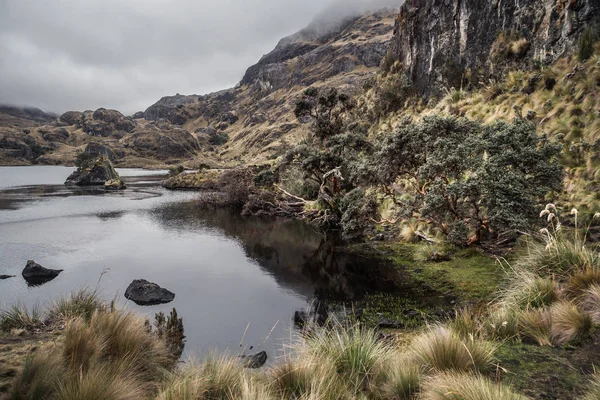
[581,373,600,400]
[9,350,65,400]
[378,356,421,400]
[54,366,147,400]
[516,237,598,277]
[47,288,106,323]
[482,308,520,341]
[518,309,552,346]
[582,284,600,323]
[549,301,593,346]
[499,271,559,310]
[420,372,528,400]
[0,303,43,332]
[303,324,390,390]
[410,326,496,373]
[565,268,600,299]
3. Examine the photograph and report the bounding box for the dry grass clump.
[378,356,421,400]
[420,372,528,400]
[303,324,391,390]
[518,309,552,346]
[482,308,520,341]
[10,309,173,400]
[549,301,593,346]
[410,326,496,373]
[565,268,600,299]
[499,271,559,310]
[517,237,598,277]
[581,284,600,323]
[581,373,600,400]
[47,288,107,323]
[0,303,43,332]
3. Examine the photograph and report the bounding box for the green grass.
[0,303,43,332]
[387,243,503,302]
[47,288,106,323]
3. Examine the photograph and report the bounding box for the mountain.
[140,9,396,164]
[0,9,396,167]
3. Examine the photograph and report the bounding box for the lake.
[0,166,405,361]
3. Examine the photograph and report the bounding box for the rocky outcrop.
[104,179,126,190]
[81,108,136,137]
[124,279,175,305]
[389,0,600,97]
[22,260,63,286]
[124,127,199,160]
[0,106,56,128]
[65,155,120,186]
[240,351,267,369]
[143,94,198,123]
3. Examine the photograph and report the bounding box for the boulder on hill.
[124,279,175,306]
[59,111,84,126]
[22,260,63,286]
[65,155,120,186]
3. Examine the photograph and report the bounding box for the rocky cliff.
[390,0,600,97]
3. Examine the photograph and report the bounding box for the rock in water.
[65,155,120,186]
[124,279,175,306]
[0,275,16,280]
[241,351,267,369]
[22,260,63,286]
[104,179,126,190]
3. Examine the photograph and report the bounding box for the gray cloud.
[0,0,399,115]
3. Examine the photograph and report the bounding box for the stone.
[241,351,267,369]
[104,179,126,190]
[22,260,63,286]
[124,279,175,306]
[377,318,404,329]
[0,275,16,280]
[65,156,120,186]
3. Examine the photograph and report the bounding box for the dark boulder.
[59,111,83,126]
[0,275,15,280]
[124,279,175,306]
[241,351,267,369]
[22,260,63,286]
[65,156,120,186]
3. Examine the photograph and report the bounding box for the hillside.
[0,9,396,167]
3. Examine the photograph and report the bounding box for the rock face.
[65,155,120,186]
[22,260,63,286]
[241,351,267,369]
[124,279,175,306]
[389,0,600,97]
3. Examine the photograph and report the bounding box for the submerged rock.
[0,275,15,280]
[65,155,120,186]
[241,351,267,369]
[124,279,175,306]
[104,179,126,191]
[22,260,63,286]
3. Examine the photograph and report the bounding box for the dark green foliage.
[369,116,563,243]
[578,27,595,62]
[294,87,354,142]
[146,308,185,362]
[339,188,379,240]
[209,131,229,146]
[75,151,95,170]
[253,168,277,188]
[168,165,185,177]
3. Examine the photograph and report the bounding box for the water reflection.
[148,202,407,302]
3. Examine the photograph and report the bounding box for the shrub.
[145,309,186,362]
[410,326,496,373]
[550,301,593,345]
[371,117,563,243]
[420,372,528,400]
[579,27,595,62]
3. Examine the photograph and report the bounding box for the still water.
[0,166,401,360]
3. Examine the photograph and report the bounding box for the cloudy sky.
[0,0,399,115]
